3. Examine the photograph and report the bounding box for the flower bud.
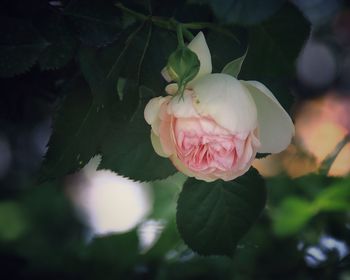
[166,46,200,95]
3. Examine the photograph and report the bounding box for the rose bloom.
[145,32,294,182]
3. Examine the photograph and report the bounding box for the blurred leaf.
[271,175,350,237]
[176,168,266,256]
[240,3,310,110]
[21,182,83,243]
[221,48,248,77]
[64,0,122,47]
[86,231,139,269]
[16,181,84,267]
[99,86,177,181]
[156,255,234,280]
[150,173,187,220]
[36,12,78,70]
[193,0,285,25]
[0,16,48,77]
[272,197,316,237]
[0,201,27,241]
[315,181,350,212]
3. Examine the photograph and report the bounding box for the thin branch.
[319,134,350,175]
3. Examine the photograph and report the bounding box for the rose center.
[176,131,243,172]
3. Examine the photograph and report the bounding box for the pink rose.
[145,32,295,182]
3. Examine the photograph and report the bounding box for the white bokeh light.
[67,156,153,236]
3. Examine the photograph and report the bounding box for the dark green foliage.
[39,79,112,181]
[99,87,177,181]
[1,1,337,279]
[177,168,267,256]
[194,0,286,25]
[36,12,78,71]
[240,3,311,110]
[206,27,248,73]
[64,0,122,47]
[0,16,48,77]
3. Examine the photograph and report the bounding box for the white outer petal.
[192,73,258,134]
[187,32,212,84]
[144,96,167,125]
[241,80,295,153]
[150,131,169,157]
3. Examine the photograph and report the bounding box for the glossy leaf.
[177,168,266,256]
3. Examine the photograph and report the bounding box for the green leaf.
[0,16,48,77]
[40,78,112,181]
[99,23,177,97]
[176,168,266,256]
[240,3,310,110]
[221,48,248,77]
[36,12,78,70]
[194,0,286,25]
[79,22,175,103]
[99,87,177,182]
[64,0,122,47]
[41,25,178,182]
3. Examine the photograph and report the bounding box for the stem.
[183,27,194,41]
[177,24,185,47]
[115,2,236,42]
[115,2,148,21]
[319,134,350,175]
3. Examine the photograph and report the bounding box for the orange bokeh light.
[254,92,350,178]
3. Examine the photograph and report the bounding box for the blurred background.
[0,0,350,279]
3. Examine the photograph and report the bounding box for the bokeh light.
[254,92,350,177]
[66,156,153,236]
